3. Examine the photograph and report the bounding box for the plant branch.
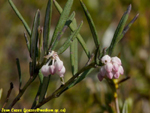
[114,92,120,113]
[7,70,39,109]
[33,62,96,108]
[2,83,13,109]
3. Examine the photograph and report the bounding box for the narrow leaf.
[39,76,51,102]
[31,83,43,108]
[67,11,76,23]
[30,10,40,75]
[57,21,83,54]
[80,0,100,49]
[8,0,31,36]
[24,33,30,51]
[122,13,139,36]
[94,46,101,65]
[108,5,131,55]
[43,0,53,54]
[57,11,76,39]
[31,71,44,108]
[38,27,44,64]
[70,38,78,75]
[50,0,74,50]
[52,12,76,50]
[16,58,22,90]
[53,0,90,58]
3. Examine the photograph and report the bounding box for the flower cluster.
[41,51,65,78]
[97,55,124,81]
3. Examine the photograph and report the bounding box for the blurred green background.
[0,0,149,113]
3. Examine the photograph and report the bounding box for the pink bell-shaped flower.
[49,65,56,75]
[99,66,106,77]
[98,55,124,81]
[101,55,111,64]
[55,59,63,71]
[106,72,113,79]
[119,66,124,75]
[111,57,121,65]
[104,63,113,72]
[57,66,66,77]
[112,63,119,72]
[41,64,50,77]
[113,71,120,79]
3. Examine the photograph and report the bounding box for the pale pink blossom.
[106,72,113,79]
[113,71,120,79]
[97,55,124,81]
[101,55,111,64]
[119,66,124,75]
[104,63,113,72]
[41,51,66,78]
[49,65,56,75]
[112,63,119,72]
[41,64,50,77]
[111,57,121,65]
[55,59,63,71]
[57,66,66,77]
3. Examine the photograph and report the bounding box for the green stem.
[33,62,95,108]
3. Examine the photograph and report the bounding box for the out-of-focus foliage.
[0,0,149,113]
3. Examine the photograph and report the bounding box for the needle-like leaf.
[70,38,78,75]
[30,10,40,75]
[8,0,31,36]
[80,0,100,49]
[50,0,74,50]
[43,0,53,54]
[16,58,22,91]
[108,5,131,55]
[57,21,83,54]
[39,76,51,103]
[53,0,90,58]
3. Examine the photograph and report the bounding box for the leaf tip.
[127,4,132,14]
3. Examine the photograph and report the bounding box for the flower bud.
[111,57,121,65]
[119,66,124,75]
[41,64,50,77]
[97,72,104,81]
[55,59,63,71]
[99,66,106,77]
[101,55,111,64]
[106,72,113,79]
[112,63,119,72]
[57,66,66,77]
[104,63,113,72]
[113,71,120,79]
[49,65,56,75]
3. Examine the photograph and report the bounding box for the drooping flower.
[101,55,111,64]
[55,58,63,72]
[41,64,50,77]
[97,55,124,81]
[111,57,121,65]
[104,63,113,72]
[49,65,56,75]
[56,66,66,78]
[40,51,66,78]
